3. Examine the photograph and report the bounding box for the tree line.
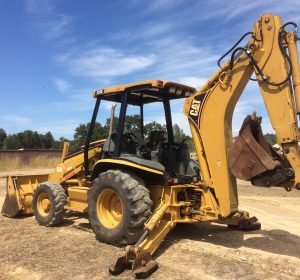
[0,115,195,150]
[0,117,278,151]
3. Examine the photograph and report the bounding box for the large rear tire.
[32,182,67,226]
[88,170,152,246]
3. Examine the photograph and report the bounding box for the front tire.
[32,182,67,226]
[88,170,152,246]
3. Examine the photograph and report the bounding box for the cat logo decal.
[189,99,201,116]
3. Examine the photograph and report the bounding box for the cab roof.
[93,80,196,105]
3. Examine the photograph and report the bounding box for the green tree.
[105,116,119,132]
[53,137,71,149]
[3,134,22,149]
[0,128,7,148]
[73,122,109,149]
[144,121,166,139]
[124,115,141,134]
[173,124,185,143]
[184,136,195,149]
[105,115,141,135]
[41,132,55,149]
[18,130,42,148]
[264,133,277,146]
[3,130,57,149]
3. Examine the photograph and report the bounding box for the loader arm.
[184,14,300,218]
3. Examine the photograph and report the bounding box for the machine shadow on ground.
[18,210,300,259]
[155,222,300,259]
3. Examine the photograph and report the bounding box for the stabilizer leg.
[109,200,175,278]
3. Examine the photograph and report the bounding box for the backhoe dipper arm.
[184,14,300,218]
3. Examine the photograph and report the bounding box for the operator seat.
[146,131,165,162]
[147,131,165,150]
[103,132,137,156]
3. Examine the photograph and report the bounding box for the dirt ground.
[0,170,299,280]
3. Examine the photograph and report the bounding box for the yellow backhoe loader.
[2,13,300,278]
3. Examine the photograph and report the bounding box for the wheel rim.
[97,188,123,229]
[37,192,52,216]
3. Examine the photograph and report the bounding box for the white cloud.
[177,77,207,88]
[1,115,31,125]
[43,15,73,41]
[25,0,53,14]
[52,78,71,93]
[140,21,174,38]
[147,0,183,11]
[59,47,156,78]
[24,0,73,41]
[146,37,219,82]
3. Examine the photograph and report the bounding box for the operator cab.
[86,80,200,184]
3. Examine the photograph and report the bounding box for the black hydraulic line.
[84,96,101,178]
[217,32,254,68]
[229,47,266,77]
[229,46,289,86]
[228,22,298,87]
[280,22,298,33]
[114,92,128,157]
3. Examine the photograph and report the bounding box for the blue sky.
[0,0,300,139]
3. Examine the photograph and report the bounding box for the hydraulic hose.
[226,21,299,87]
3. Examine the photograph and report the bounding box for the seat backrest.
[147,131,165,150]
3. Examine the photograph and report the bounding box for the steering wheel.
[123,132,138,145]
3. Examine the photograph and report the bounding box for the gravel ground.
[0,172,299,280]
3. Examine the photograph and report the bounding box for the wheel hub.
[37,193,51,216]
[97,188,123,229]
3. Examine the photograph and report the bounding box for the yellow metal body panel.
[50,140,104,183]
[66,186,89,212]
[93,79,195,98]
[93,159,164,175]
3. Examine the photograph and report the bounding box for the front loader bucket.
[1,174,50,217]
[229,114,282,180]
[1,177,22,217]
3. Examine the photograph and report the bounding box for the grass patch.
[0,155,61,171]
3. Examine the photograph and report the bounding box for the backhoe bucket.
[229,114,281,180]
[1,174,50,217]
